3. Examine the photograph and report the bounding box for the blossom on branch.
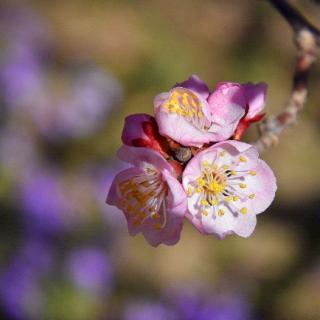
[106,75,276,246]
[107,146,187,247]
[154,75,245,147]
[182,140,276,238]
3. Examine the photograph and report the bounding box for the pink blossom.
[209,82,267,140]
[182,140,276,238]
[107,146,187,246]
[121,113,168,157]
[154,75,245,147]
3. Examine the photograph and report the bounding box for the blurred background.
[0,0,320,319]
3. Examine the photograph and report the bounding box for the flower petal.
[243,82,267,119]
[121,113,153,146]
[174,74,210,100]
[208,82,246,130]
[106,167,146,236]
[244,159,277,214]
[162,170,187,211]
[117,145,173,174]
[154,107,211,147]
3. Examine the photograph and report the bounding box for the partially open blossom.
[210,82,267,140]
[154,75,245,147]
[121,113,168,156]
[107,146,187,246]
[182,140,276,238]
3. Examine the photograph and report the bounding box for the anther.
[202,210,209,216]
[240,207,247,214]
[200,199,209,206]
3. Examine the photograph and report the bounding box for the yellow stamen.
[233,196,239,202]
[249,170,257,176]
[200,199,209,206]
[187,187,193,197]
[202,210,208,216]
[239,155,247,162]
[202,160,210,167]
[151,212,161,219]
[248,194,255,199]
[196,178,206,186]
[240,207,247,214]
[239,183,247,189]
[208,180,225,194]
[210,198,218,205]
[218,209,225,216]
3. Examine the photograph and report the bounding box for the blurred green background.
[0,1,320,319]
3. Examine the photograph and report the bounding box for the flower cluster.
[107,75,277,246]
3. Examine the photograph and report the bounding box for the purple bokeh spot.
[66,247,113,294]
[19,169,70,234]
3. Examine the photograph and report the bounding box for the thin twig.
[254,0,320,153]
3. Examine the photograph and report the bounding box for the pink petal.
[162,170,187,211]
[155,108,212,147]
[245,159,277,214]
[154,87,215,147]
[143,215,184,247]
[174,74,210,100]
[117,145,173,174]
[106,167,146,236]
[214,140,259,163]
[230,211,257,238]
[121,113,153,146]
[208,82,245,138]
[243,82,267,119]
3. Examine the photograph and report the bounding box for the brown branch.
[254,0,320,153]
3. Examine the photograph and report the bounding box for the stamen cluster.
[107,75,277,246]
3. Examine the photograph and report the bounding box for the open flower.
[182,140,276,238]
[154,75,245,147]
[210,82,267,140]
[107,146,187,246]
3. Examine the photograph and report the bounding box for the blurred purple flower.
[0,5,49,51]
[19,168,71,235]
[170,288,252,320]
[0,49,45,109]
[0,123,39,179]
[0,6,123,140]
[32,67,123,140]
[65,247,113,294]
[123,300,176,320]
[0,5,49,109]
[0,238,53,320]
